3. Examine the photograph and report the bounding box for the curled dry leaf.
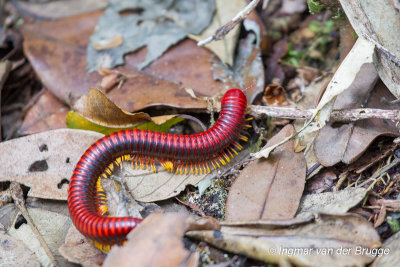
[0,231,40,266]
[262,84,290,106]
[296,187,368,218]
[225,124,306,220]
[73,87,151,127]
[104,213,218,267]
[0,129,103,200]
[69,87,184,134]
[18,90,69,135]
[59,225,106,267]
[314,81,400,166]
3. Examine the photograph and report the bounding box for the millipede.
[68,88,251,250]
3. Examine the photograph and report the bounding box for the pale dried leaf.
[226,125,306,220]
[189,0,246,65]
[123,148,249,202]
[296,188,368,218]
[8,208,71,266]
[0,129,103,200]
[340,0,400,98]
[314,37,375,126]
[0,231,40,266]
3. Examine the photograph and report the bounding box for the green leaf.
[66,111,183,135]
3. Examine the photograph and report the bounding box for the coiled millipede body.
[68,89,250,249]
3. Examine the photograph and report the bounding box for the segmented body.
[68,89,248,246]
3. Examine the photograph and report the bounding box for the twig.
[10,182,57,266]
[250,105,400,122]
[356,157,400,188]
[197,0,261,46]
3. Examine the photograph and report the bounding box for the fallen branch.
[197,0,261,46]
[250,105,400,122]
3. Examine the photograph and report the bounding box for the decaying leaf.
[296,187,368,218]
[87,0,215,71]
[212,33,265,104]
[225,124,306,220]
[0,231,40,266]
[0,129,103,200]
[18,90,69,136]
[103,213,218,267]
[59,225,106,267]
[314,81,400,166]
[8,207,71,266]
[340,0,400,99]
[189,0,246,66]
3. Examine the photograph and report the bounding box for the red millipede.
[68,88,249,248]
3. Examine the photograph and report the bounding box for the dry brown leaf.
[296,187,368,218]
[103,213,208,267]
[73,88,151,128]
[0,231,40,266]
[18,90,69,135]
[314,80,400,166]
[0,129,103,200]
[376,199,400,211]
[371,230,400,266]
[59,225,106,267]
[225,124,306,220]
[374,204,386,228]
[21,11,259,112]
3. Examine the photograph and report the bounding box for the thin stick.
[10,182,57,266]
[197,0,261,46]
[250,105,400,122]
